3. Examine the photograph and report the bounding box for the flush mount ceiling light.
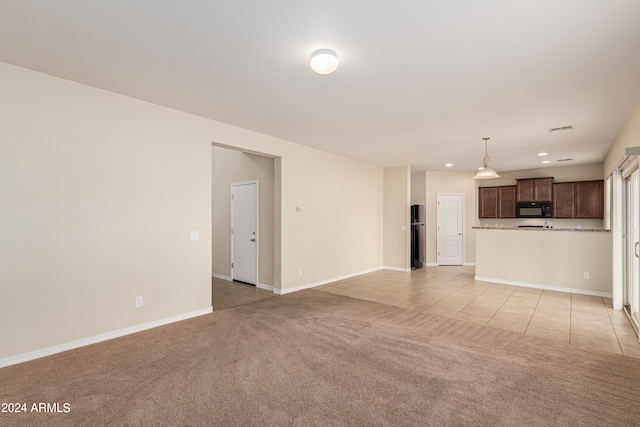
[538,152,548,156]
[310,49,339,75]
[474,137,500,180]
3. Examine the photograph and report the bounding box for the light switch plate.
[189,231,199,241]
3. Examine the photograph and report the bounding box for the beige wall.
[211,147,275,287]
[424,171,477,266]
[383,166,411,270]
[0,62,384,362]
[411,171,426,207]
[0,62,212,360]
[475,229,612,295]
[604,98,640,175]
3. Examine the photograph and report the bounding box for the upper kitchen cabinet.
[553,180,604,219]
[575,180,604,218]
[478,186,516,218]
[553,182,575,218]
[478,187,498,218]
[498,186,517,218]
[516,177,553,202]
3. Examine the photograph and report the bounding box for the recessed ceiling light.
[310,49,339,75]
[541,160,551,164]
[538,152,548,156]
[445,163,453,167]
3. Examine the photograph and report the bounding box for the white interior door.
[437,194,464,266]
[231,181,258,285]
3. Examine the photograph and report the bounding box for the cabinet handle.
[636,242,639,258]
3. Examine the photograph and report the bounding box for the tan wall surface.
[411,171,426,207]
[0,62,384,361]
[475,229,612,294]
[0,62,212,359]
[604,98,640,175]
[383,166,410,270]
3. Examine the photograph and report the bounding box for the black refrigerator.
[411,205,424,269]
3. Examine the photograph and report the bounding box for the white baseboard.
[275,266,384,295]
[212,273,232,281]
[257,283,274,292]
[0,307,213,369]
[474,276,613,298]
[425,263,474,267]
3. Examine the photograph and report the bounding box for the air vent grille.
[556,158,573,162]
[549,125,574,133]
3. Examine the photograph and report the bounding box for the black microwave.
[516,202,552,218]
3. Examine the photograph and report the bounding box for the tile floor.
[212,266,640,358]
[212,278,275,310]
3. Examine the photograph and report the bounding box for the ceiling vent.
[556,158,573,162]
[549,125,574,134]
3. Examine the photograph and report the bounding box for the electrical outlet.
[135,296,144,308]
[299,268,303,276]
[583,272,590,280]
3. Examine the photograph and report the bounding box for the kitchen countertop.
[472,226,609,232]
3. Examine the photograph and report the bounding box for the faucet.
[543,220,552,229]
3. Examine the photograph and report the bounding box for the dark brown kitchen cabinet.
[552,180,604,219]
[575,180,604,218]
[478,186,516,218]
[479,187,498,218]
[498,186,516,218]
[553,182,575,218]
[516,177,553,202]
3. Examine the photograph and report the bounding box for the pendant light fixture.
[474,137,500,179]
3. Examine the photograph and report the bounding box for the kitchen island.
[473,226,612,296]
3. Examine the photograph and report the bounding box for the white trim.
[275,267,384,295]
[612,168,623,309]
[463,262,476,267]
[474,275,612,298]
[257,283,274,292]
[426,262,438,267]
[212,273,232,281]
[0,307,213,369]
[383,266,412,272]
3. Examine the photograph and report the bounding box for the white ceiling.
[2,1,640,173]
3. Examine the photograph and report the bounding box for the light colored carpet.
[2,289,640,426]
